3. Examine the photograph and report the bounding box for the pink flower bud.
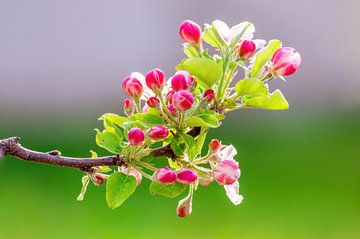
[209,139,222,152]
[92,173,106,185]
[155,166,177,185]
[187,76,197,91]
[167,104,177,116]
[148,126,168,140]
[147,97,160,108]
[122,76,143,98]
[165,90,175,104]
[238,40,256,60]
[177,169,198,184]
[179,20,201,44]
[171,73,188,92]
[214,159,240,185]
[172,90,194,111]
[176,195,192,218]
[122,98,135,117]
[271,47,301,76]
[203,89,215,103]
[128,127,145,146]
[145,69,165,92]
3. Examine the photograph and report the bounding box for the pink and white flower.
[179,20,201,44]
[271,47,301,77]
[214,159,240,185]
[176,194,193,217]
[177,169,198,184]
[154,166,177,185]
[148,126,168,140]
[172,90,194,111]
[211,20,255,44]
[128,127,145,146]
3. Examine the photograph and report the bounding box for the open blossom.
[176,194,193,217]
[148,126,168,140]
[179,20,201,44]
[122,75,143,98]
[177,169,198,184]
[128,128,145,146]
[120,166,142,186]
[145,69,165,92]
[211,20,255,44]
[214,159,240,185]
[155,166,177,184]
[172,90,194,111]
[271,47,301,77]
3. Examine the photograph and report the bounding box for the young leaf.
[104,118,123,140]
[196,127,208,155]
[106,173,137,210]
[95,129,122,154]
[235,78,268,97]
[251,39,282,78]
[183,43,200,58]
[149,181,186,198]
[243,89,289,110]
[129,112,164,127]
[176,58,222,88]
[179,133,197,160]
[77,175,90,201]
[170,136,185,157]
[99,113,127,128]
[185,114,220,128]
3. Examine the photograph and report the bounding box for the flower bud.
[214,159,240,185]
[167,104,177,117]
[172,90,194,111]
[122,98,135,116]
[92,173,106,185]
[122,76,143,98]
[238,40,256,60]
[176,195,192,218]
[271,47,301,76]
[187,76,197,91]
[147,96,160,109]
[203,89,215,103]
[165,90,175,104]
[145,69,165,92]
[179,20,201,44]
[171,73,188,92]
[148,126,168,140]
[154,166,177,185]
[177,169,198,184]
[128,127,145,146]
[209,139,222,152]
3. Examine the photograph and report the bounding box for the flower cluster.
[80,19,301,217]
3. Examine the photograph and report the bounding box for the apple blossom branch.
[0,127,200,170]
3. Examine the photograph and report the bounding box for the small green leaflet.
[196,127,208,156]
[129,112,164,127]
[235,78,268,97]
[106,173,137,210]
[149,181,186,198]
[77,175,90,201]
[99,113,127,127]
[183,43,200,58]
[179,133,197,161]
[186,114,220,128]
[243,89,289,110]
[95,129,122,154]
[176,58,222,88]
[251,39,282,78]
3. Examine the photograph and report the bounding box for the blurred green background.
[1,109,359,239]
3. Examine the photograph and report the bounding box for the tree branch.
[0,127,201,170]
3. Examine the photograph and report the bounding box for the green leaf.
[77,175,90,201]
[99,113,127,128]
[104,118,123,139]
[129,112,164,127]
[183,44,199,58]
[196,127,208,155]
[176,58,222,88]
[106,173,137,210]
[244,89,289,110]
[170,136,185,157]
[149,181,186,198]
[251,39,282,78]
[179,133,197,160]
[185,113,220,128]
[202,24,224,48]
[95,129,122,154]
[235,78,268,97]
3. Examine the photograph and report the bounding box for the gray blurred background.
[1,0,359,117]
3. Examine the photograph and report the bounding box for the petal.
[224,181,244,205]
[230,21,255,40]
[253,39,266,49]
[220,145,237,160]
[213,20,231,43]
[132,72,153,100]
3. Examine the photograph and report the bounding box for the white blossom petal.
[213,20,231,43]
[230,21,255,40]
[224,180,244,205]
